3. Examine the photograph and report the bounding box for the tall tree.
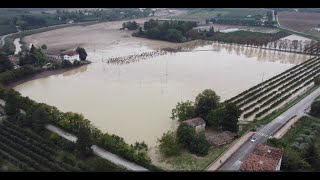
[194,89,220,121]
[171,100,195,121]
[220,102,241,132]
[176,123,196,148]
[206,106,225,129]
[76,126,93,157]
[76,47,87,61]
[30,44,36,54]
[0,52,14,73]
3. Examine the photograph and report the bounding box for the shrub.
[157,131,181,157]
[188,134,209,156]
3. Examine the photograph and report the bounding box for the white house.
[183,117,206,132]
[63,51,80,63]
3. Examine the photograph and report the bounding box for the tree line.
[132,19,198,43]
[0,86,159,171]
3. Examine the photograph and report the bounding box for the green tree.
[194,89,220,121]
[41,44,47,50]
[76,47,87,61]
[282,148,312,171]
[31,106,50,132]
[0,52,14,73]
[176,123,196,148]
[4,93,19,116]
[314,76,320,86]
[76,126,93,157]
[157,131,180,157]
[310,100,320,117]
[30,44,36,54]
[206,106,225,128]
[188,134,209,156]
[164,29,184,42]
[221,102,241,133]
[171,100,195,121]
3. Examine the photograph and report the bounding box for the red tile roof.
[64,51,78,56]
[240,144,284,171]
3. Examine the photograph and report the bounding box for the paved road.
[219,86,320,171]
[0,34,12,48]
[46,124,148,171]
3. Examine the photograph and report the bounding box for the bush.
[176,123,196,148]
[295,137,304,144]
[188,134,209,156]
[157,131,181,157]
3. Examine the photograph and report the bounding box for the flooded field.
[15,19,311,146]
[13,40,311,146]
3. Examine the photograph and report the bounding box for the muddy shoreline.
[5,65,90,89]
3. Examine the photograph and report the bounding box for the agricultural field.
[0,118,124,171]
[173,8,271,21]
[278,12,320,38]
[225,57,320,122]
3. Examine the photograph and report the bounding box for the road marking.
[232,160,242,167]
[255,132,272,138]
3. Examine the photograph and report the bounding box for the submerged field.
[14,43,310,148]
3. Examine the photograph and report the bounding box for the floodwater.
[13,41,311,146]
[14,38,22,55]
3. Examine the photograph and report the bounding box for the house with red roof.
[240,144,284,171]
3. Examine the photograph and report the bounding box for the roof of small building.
[240,144,284,171]
[63,50,78,56]
[184,117,206,127]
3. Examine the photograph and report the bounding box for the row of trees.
[171,89,241,133]
[120,21,139,30]
[0,86,157,170]
[133,19,198,43]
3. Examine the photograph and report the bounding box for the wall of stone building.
[195,124,206,132]
[276,157,282,171]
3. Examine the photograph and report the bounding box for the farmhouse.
[47,54,62,62]
[184,117,206,132]
[62,50,80,63]
[240,144,284,171]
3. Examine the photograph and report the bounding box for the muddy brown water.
[17,19,311,146]
[13,41,311,146]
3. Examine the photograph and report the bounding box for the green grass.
[241,85,320,135]
[166,143,231,171]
